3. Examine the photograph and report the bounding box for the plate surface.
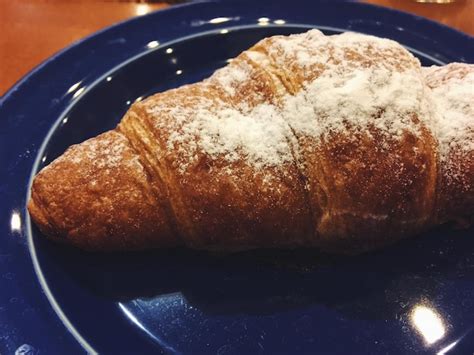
[1,1,473,354]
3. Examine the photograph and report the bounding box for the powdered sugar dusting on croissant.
[145,29,432,173]
[424,63,474,161]
[43,131,146,177]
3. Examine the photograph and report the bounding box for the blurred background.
[0,0,472,95]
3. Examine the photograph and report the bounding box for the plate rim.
[1,0,473,103]
[1,0,473,353]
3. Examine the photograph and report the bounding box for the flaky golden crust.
[424,63,474,227]
[249,31,438,252]
[120,62,312,250]
[28,30,473,253]
[28,131,176,251]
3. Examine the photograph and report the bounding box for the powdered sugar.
[424,64,474,161]
[76,135,127,169]
[143,30,469,176]
[282,67,427,140]
[47,131,145,176]
[212,65,250,96]
[166,104,294,171]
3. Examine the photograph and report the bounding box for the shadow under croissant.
[33,224,474,320]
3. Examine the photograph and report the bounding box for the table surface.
[0,0,472,96]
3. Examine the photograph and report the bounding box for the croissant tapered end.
[28,130,178,251]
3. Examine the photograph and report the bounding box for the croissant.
[28,29,473,253]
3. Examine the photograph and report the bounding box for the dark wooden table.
[1,0,472,95]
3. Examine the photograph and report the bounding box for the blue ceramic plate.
[1,1,473,353]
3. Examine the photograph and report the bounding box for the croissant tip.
[27,179,59,241]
